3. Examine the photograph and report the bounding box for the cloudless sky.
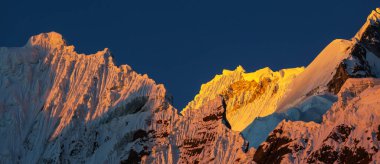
[1,0,379,109]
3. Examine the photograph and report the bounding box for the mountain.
[254,78,380,163]
[184,8,380,150]
[182,66,304,132]
[0,32,172,163]
[251,8,380,164]
[0,32,253,163]
[1,8,380,164]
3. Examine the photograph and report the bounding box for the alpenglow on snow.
[1,8,380,164]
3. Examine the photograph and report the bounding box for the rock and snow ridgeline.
[254,78,380,163]
[0,32,253,163]
[0,32,170,163]
[1,8,380,164]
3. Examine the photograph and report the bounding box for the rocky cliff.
[1,8,380,164]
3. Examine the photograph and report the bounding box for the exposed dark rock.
[187,147,204,156]
[351,44,368,64]
[102,97,148,124]
[221,98,232,129]
[121,149,150,164]
[160,132,169,138]
[339,146,372,163]
[307,145,338,163]
[327,43,375,94]
[133,129,148,141]
[183,138,208,148]
[358,21,380,57]
[109,85,121,91]
[372,146,379,153]
[294,144,305,152]
[242,141,249,153]
[309,130,374,164]
[92,142,99,154]
[348,44,373,77]
[69,141,83,157]
[327,63,350,94]
[325,124,353,143]
[202,113,221,122]
[253,127,292,164]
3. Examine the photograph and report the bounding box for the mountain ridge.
[1,8,380,163]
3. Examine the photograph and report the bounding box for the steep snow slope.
[184,8,380,150]
[243,9,380,150]
[182,66,304,132]
[277,8,380,112]
[254,78,380,163]
[276,39,353,111]
[244,8,380,147]
[0,32,254,163]
[0,32,170,163]
[2,7,380,164]
[254,38,374,145]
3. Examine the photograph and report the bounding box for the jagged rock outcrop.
[182,66,304,132]
[255,78,380,163]
[0,32,252,163]
[0,32,171,163]
[2,7,380,164]
[182,8,380,150]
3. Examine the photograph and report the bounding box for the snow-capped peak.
[2,8,380,163]
[354,8,380,43]
[26,31,66,49]
[183,65,304,132]
[367,8,380,25]
[276,39,354,112]
[0,32,171,163]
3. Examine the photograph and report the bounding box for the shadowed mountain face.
[1,8,380,164]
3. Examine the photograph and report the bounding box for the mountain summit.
[1,8,380,164]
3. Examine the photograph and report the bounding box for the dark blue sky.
[1,1,379,109]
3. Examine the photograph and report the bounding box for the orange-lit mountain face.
[1,8,380,164]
